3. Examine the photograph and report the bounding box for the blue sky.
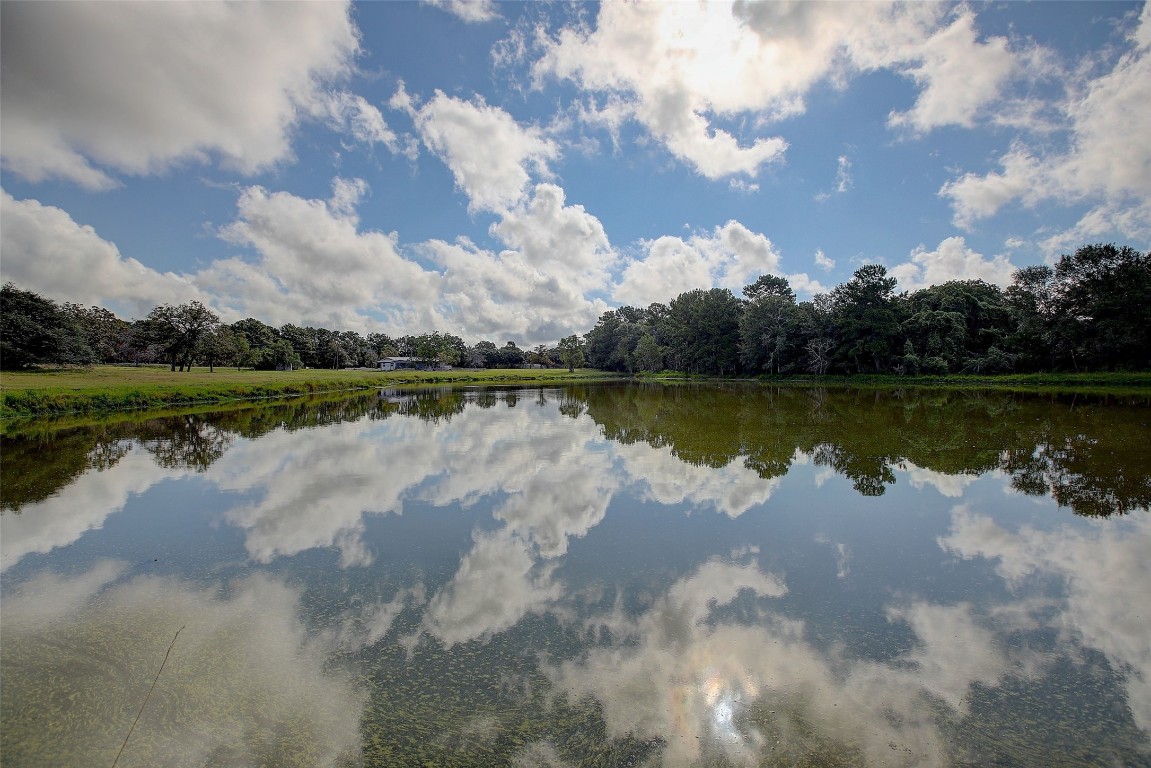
[2,0,1148,345]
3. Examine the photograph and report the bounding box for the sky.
[1,0,1149,346]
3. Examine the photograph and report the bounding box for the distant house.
[376,357,451,371]
[376,356,415,371]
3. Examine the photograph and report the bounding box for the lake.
[2,382,1149,767]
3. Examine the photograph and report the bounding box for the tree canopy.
[582,243,1150,376]
[3,243,1146,376]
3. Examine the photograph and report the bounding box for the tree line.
[584,243,1150,375]
[0,288,586,373]
[2,242,1146,375]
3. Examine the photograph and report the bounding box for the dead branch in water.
[111,625,185,768]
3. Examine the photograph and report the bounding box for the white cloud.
[0,1,360,188]
[0,190,203,317]
[534,2,1033,180]
[941,4,1151,247]
[614,220,779,305]
[208,178,441,332]
[889,236,1017,292]
[887,10,1016,133]
[613,236,714,307]
[834,155,853,194]
[1038,198,1151,256]
[414,91,559,213]
[5,174,615,344]
[814,248,836,271]
[490,183,615,295]
[422,184,613,344]
[535,1,793,179]
[423,0,499,24]
[614,220,827,306]
[321,91,416,160]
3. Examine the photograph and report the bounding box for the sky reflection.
[1,385,1148,766]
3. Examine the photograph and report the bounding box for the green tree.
[61,303,132,363]
[280,324,320,368]
[663,288,742,375]
[584,310,625,370]
[633,332,664,372]
[267,338,302,370]
[141,300,219,371]
[1004,265,1059,371]
[557,335,585,372]
[367,332,398,359]
[901,280,1014,374]
[829,265,900,373]
[740,275,798,374]
[0,283,94,369]
[495,341,525,368]
[199,326,242,372]
[471,340,499,367]
[1053,244,1151,371]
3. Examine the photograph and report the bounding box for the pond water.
[1,383,1149,767]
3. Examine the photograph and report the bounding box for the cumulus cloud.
[413,91,559,213]
[491,183,615,295]
[207,178,441,331]
[614,220,823,306]
[814,248,836,271]
[535,1,792,179]
[534,2,1032,180]
[0,190,204,317]
[886,10,1016,133]
[888,236,1017,292]
[4,175,613,358]
[211,178,612,341]
[0,1,361,188]
[423,0,500,24]
[321,91,417,160]
[422,184,614,343]
[940,4,1151,247]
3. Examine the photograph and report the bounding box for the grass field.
[3,365,1148,418]
[0,365,620,418]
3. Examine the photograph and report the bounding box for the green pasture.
[0,365,618,418]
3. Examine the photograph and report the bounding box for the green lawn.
[4,365,1148,419]
[0,365,619,418]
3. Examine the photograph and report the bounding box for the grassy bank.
[4,366,1148,418]
[0,365,620,418]
[638,370,1151,395]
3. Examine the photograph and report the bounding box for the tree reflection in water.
[1,383,1148,766]
[3,384,1148,517]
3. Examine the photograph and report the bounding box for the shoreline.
[0,366,621,419]
[2,365,1149,419]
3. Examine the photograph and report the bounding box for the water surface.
[2,383,1149,767]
